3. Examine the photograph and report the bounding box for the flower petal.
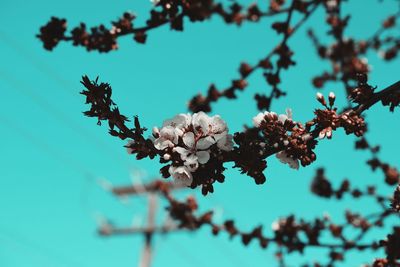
[173,146,190,160]
[196,136,215,150]
[160,126,178,144]
[217,134,234,151]
[174,128,184,138]
[183,132,195,149]
[184,154,199,172]
[196,150,210,164]
[276,151,299,170]
[213,131,227,142]
[209,115,227,134]
[285,108,293,120]
[252,112,265,127]
[154,138,173,150]
[163,114,192,129]
[192,112,210,135]
[169,166,193,186]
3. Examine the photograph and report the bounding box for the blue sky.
[1,0,400,266]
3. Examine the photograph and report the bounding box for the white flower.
[183,154,199,172]
[163,113,191,129]
[192,111,210,135]
[276,151,299,170]
[209,115,228,136]
[197,136,215,150]
[173,131,212,167]
[168,166,193,186]
[153,126,179,150]
[152,111,234,182]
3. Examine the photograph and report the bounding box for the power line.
[0,30,139,172]
[0,30,75,96]
[0,229,86,267]
[98,180,202,267]
[0,114,95,179]
[157,236,206,267]
[0,71,133,170]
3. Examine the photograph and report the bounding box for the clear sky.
[1,0,400,266]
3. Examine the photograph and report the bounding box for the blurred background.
[1,0,400,266]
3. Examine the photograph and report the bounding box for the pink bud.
[316,92,327,106]
[328,92,336,107]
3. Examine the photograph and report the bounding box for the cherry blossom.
[276,151,300,170]
[152,111,233,185]
[168,166,193,186]
[153,126,179,150]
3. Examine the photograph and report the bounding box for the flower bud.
[326,130,332,139]
[328,92,336,107]
[316,92,327,106]
[152,126,160,137]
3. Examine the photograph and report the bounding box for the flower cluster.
[37,0,284,52]
[253,109,301,169]
[308,91,367,138]
[252,108,317,169]
[349,74,376,104]
[37,17,67,51]
[249,90,369,172]
[151,112,233,186]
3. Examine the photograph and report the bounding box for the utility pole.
[98,180,186,267]
[140,193,156,267]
